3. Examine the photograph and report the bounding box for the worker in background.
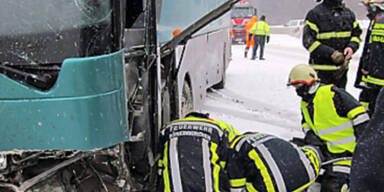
[156,112,239,192]
[303,0,362,89]
[244,16,257,58]
[356,0,384,115]
[250,15,270,60]
[350,88,384,191]
[287,64,369,192]
[227,132,322,192]
[353,1,375,114]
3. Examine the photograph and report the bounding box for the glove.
[334,58,350,79]
[266,36,270,43]
[304,130,324,146]
[331,51,345,64]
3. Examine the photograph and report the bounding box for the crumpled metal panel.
[0,51,129,151]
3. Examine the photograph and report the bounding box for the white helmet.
[361,0,384,11]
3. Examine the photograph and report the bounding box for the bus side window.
[126,0,144,28]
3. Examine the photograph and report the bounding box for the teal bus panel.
[0,51,129,151]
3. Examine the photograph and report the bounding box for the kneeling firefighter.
[287,64,369,192]
[156,112,239,192]
[227,132,322,192]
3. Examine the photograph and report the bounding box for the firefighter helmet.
[361,0,384,11]
[288,64,320,97]
[288,64,319,86]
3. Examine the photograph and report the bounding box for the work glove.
[266,36,270,43]
[334,57,351,79]
[330,50,345,64]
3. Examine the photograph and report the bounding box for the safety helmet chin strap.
[308,80,320,95]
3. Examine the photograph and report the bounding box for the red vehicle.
[231,0,257,44]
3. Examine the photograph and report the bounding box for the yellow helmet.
[288,64,319,86]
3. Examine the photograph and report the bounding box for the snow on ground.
[202,34,362,141]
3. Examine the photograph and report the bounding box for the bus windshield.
[0,0,114,66]
[231,7,253,18]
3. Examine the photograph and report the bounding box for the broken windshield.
[0,0,114,66]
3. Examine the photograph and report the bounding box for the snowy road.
[202,34,362,140]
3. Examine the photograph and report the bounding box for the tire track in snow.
[203,88,301,130]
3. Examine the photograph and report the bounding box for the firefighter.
[303,0,362,89]
[250,15,270,60]
[156,112,239,192]
[244,16,257,58]
[227,132,322,192]
[355,0,384,115]
[350,88,384,191]
[353,1,377,114]
[287,64,369,192]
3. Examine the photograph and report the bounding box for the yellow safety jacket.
[250,21,270,36]
[301,85,356,154]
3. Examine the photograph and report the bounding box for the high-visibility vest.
[301,85,356,154]
[250,21,270,36]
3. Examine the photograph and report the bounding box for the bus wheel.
[181,80,193,117]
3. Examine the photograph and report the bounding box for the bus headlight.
[0,154,7,170]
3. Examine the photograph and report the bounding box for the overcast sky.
[252,0,367,25]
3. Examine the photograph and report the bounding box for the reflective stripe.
[308,41,321,53]
[351,37,360,44]
[248,149,275,191]
[352,113,369,126]
[328,136,355,146]
[317,31,351,39]
[163,142,171,192]
[235,135,274,152]
[258,145,286,192]
[230,188,244,192]
[170,121,224,137]
[229,178,246,187]
[305,20,319,32]
[317,121,353,136]
[203,140,213,192]
[372,29,384,36]
[353,20,359,28]
[374,23,384,29]
[294,145,317,182]
[246,183,259,192]
[332,165,351,174]
[170,138,183,192]
[347,106,367,119]
[210,142,221,192]
[309,64,341,71]
[341,184,349,192]
[364,75,384,86]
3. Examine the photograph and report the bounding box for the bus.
[0,0,237,191]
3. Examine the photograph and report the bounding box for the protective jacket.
[303,2,361,71]
[157,114,238,192]
[227,132,321,192]
[350,88,384,192]
[301,84,369,171]
[362,11,384,88]
[250,20,270,37]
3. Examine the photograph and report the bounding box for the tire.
[181,80,193,118]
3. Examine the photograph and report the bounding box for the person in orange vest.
[244,16,257,58]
